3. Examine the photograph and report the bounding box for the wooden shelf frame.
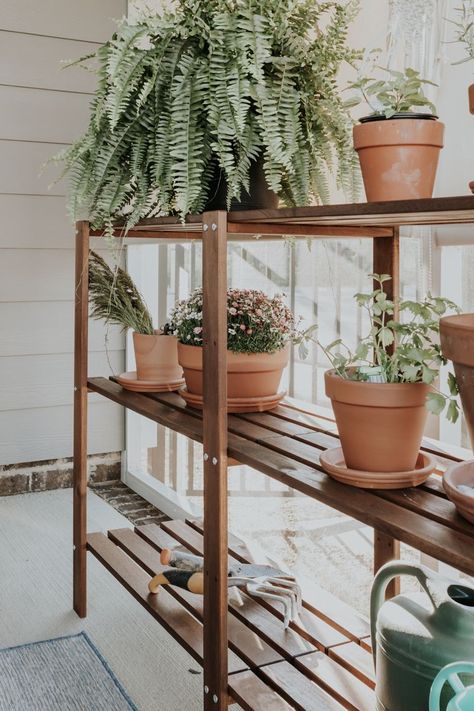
[74,196,474,711]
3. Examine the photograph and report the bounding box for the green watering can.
[430,663,474,710]
[371,562,474,711]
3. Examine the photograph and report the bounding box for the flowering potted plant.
[88,251,182,388]
[347,67,443,201]
[303,275,459,481]
[169,288,299,411]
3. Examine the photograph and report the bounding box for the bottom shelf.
[87,519,375,711]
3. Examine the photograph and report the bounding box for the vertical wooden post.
[202,211,228,710]
[73,220,90,618]
[373,228,400,599]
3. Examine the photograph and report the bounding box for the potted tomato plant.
[303,275,460,476]
[169,288,300,412]
[348,67,444,201]
[88,251,182,387]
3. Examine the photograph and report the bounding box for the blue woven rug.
[0,633,138,710]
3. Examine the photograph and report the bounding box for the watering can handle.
[429,662,474,711]
[370,561,434,666]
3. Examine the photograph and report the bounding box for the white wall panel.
[0,141,66,196]
[0,351,124,411]
[0,0,126,43]
[0,195,73,249]
[0,302,124,357]
[0,401,124,465]
[0,86,92,144]
[0,249,125,302]
[0,32,99,93]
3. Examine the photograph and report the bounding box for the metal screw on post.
[204,686,209,694]
[204,453,209,461]
[213,695,218,704]
[212,457,218,465]
[211,223,217,231]
[203,224,209,231]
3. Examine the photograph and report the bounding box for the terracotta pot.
[133,331,183,382]
[177,343,289,399]
[325,370,430,473]
[443,460,474,525]
[353,115,444,202]
[440,314,474,450]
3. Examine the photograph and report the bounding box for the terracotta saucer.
[116,371,185,393]
[179,387,285,413]
[320,447,436,489]
[443,460,474,525]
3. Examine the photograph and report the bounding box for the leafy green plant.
[170,287,301,354]
[57,0,361,229]
[347,67,437,119]
[450,1,474,64]
[299,274,460,422]
[88,250,154,334]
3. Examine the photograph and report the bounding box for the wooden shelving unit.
[74,196,474,710]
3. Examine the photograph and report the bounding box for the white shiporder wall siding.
[0,0,126,467]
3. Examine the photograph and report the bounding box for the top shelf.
[90,195,474,240]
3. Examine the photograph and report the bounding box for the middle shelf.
[88,377,474,576]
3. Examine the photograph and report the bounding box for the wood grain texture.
[73,221,89,617]
[202,211,229,710]
[372,230,401,598]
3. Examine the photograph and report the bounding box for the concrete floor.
[0,489,202,711]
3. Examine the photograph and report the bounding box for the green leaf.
[447,399,460,424]
[447,372,459,396]
[426,392,446,416]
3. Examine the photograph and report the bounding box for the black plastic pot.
[359,111,438,124]
[205,157,279,212]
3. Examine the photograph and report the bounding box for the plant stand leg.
[73,220,90,618]
[373,228,400,599]
[202,211,228,710]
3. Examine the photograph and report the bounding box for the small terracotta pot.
[177,343,289,399]
[353,115,444,202]
[440,314,474,450]
[443,460,474,525]
[325,370,430,473]
[133,331,183,382]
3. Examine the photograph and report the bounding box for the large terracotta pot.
[325,370,430,472]
[440,314,474,449]
[177,343,289,399]
[133,331,183,382]
[353,115,444,202]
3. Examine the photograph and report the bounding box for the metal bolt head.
[203,453,209,461]
[204,686,209,694]
[213,695,218,703]
[211,223,217,231]
[203,224,209,231]
[212,457,218,465]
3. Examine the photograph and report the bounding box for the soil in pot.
[177,343,289,401]
[325,370,430,473]
[205,156,279,212]
[440,314,474,450]
[353,113,444,202]
[133,331,183,383]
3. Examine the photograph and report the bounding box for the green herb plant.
[347,67,437,118]
[58,0,361,230]
[299,274,460,422]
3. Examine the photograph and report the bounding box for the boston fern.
[59,0,360,229]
